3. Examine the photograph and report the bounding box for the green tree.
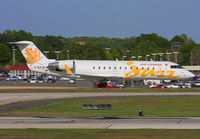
[0,44,11,65]
[60,42,108,60]
[179,44,195,65]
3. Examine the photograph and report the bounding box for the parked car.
[60,77,70,81]
[185,82,192,88]
[47,78,56,83]
[29,78,37,83]
[150,84,167,88]
[195,80,200,87]
[37,78,46,83]
[23,78,30,83]
[0,73,3,77]
[69,79,76,84]
[5,76,20,81]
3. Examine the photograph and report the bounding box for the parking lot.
[0,80,94,88]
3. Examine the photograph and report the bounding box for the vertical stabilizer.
[8,41,51,71]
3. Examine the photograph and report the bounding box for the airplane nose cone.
[186,71,195,78]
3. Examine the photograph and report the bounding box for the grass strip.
[3,96,200,117]
[0,129,200,139]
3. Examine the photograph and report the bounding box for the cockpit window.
[178,65,183,69]
[170,65,183,69]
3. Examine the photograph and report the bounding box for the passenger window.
[109,67,111,69]
[147,67,149,70]
[136,67,138,70]
[104,66,106,69]
[125,67,127,70]
[93,66,95,69]
[142,67,144,70]
[119,67,122,70]
[114,67,116,69]
[98,66,101,69]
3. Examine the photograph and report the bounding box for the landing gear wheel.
[102,82,107,87]
[98,83,103,88]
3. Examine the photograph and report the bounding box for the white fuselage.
[57,60,195,80]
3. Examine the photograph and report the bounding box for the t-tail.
[8,41,59,76]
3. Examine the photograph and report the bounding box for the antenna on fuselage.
[150,59,153,62]
[115,58,119,61]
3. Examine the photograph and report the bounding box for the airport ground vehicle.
[150,84,167,88]
[96,81,118,88]
[167,84,180,88]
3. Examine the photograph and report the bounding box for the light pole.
[105,48,111,54]
[138,56,142,61]
[12,46,17,65]
[158,53,164,61]
[145,55,150,61]
[173,52,179,63]
[166,52,172,61]
[191,52,193,66]
[67,50,70,60]
[43,51,49,57]
[55,51,61,60]
[122,56,127,61]
[151,53,157,61]
[126,50,130,60]
[131,56,136,60]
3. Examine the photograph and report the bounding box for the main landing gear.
[96,80,108,88]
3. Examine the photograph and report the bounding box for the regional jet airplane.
[9,41,195,86]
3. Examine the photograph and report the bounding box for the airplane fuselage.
[57,60,194,80]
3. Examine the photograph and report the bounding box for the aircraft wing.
[75,74,124,81]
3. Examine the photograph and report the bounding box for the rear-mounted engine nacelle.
[48,60,74,71]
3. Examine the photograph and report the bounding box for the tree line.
[0,29,200,70]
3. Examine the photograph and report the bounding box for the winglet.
[65,64,73,74]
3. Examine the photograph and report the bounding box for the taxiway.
[0,117,199,129]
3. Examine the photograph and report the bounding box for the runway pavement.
[1,92,200,105]
[0,117,200,129]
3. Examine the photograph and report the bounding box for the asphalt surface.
[1,92,200,129]
[1,92,200,106]
[0,80,94,87]
[0,117,200,129]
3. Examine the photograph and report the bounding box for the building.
[77,41,86,45]
[8,66,41,78]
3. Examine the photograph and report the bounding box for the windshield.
[170,65,183,69]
